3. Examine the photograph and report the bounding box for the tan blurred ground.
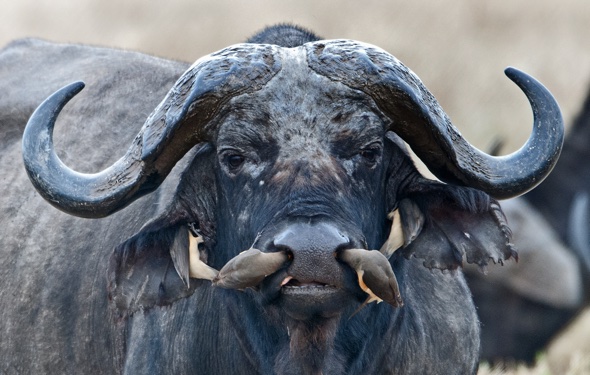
[1,1,590,374]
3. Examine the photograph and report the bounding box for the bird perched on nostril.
[213,249,289,290]
[339,249,403,314]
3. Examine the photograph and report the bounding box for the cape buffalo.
[0,25,563,374]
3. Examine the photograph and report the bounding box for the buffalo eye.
[226,154,245,170]
[359,145,382,165]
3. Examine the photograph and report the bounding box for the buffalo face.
[211,63,399,319]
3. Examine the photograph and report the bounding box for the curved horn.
[22,44,281,218]
[307,40,564,199]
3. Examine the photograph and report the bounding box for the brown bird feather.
[339,249,403,315]
[213,249,289,290]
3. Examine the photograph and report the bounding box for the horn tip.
[62,81,86,97]
[504,66,526,83]
[71,80,86,90]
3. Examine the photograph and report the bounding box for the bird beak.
[379,199,426,258]
[380,209,404,258]
[188,230,219,281]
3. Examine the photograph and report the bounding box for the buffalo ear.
[399,181,516,271]
[107,223,202,316]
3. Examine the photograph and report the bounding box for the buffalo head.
[22,39,563,371]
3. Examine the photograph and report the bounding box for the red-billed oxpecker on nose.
[213,249,289,290]
[339,249,403,309]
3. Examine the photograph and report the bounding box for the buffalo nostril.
[271,222,351,286]
[272,222,350,256]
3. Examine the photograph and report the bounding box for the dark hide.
[398,182,515,270]
[0,27,527,374]
[108,144,217,316]
[108,223,200,314]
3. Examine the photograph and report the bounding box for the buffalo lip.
[279,277,352,320]
[258,269,355,320]
[280,278,338,293]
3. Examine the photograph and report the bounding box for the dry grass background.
[1,1,589,374]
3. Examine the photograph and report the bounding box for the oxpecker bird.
[214,249,289,290]
[339,249,403,311]
[170,226,219,288]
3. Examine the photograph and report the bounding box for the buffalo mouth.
[261,270,355,321]
[212,221,385,320]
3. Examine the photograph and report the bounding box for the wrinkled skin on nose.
[273,222,350,286]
